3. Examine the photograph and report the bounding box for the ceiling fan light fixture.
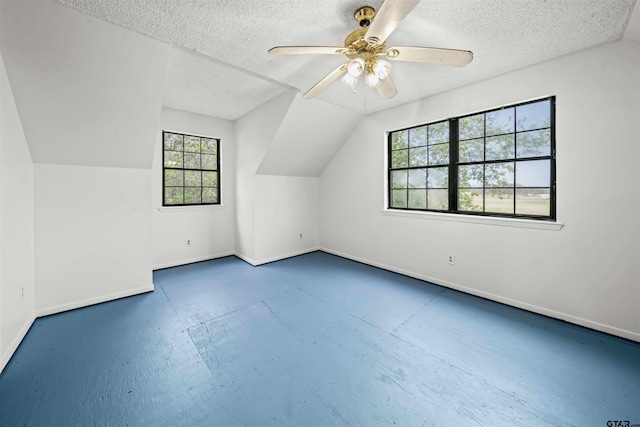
[364,70,380,88]
[374,59,391,79]
[342,58,364,89]
[347,58,365,76]
[364,58,391,88]
[342,73,359,89]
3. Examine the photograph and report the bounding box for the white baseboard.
[0,311,36,375]
[320,247,640,343]
[235,247,321,266]
[35,284,154,318]
[234,252,258,266]
[152,251,235,270]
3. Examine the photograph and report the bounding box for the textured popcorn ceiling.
[53,0,637,118]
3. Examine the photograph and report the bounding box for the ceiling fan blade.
[303,64,348,99]
[268,46,347,56]
[385,46,473,67]
[376,76,398,99]
[365,0,420,46]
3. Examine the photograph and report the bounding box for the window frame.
[387,96,556,221]
[162,130,221,207]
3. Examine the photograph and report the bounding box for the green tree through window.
[163,131,220,206]
[388,97,555,220]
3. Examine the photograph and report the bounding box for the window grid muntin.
[163,131,220,206]
[388,97,555,220]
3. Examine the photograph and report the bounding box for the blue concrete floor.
[1,251,638,426]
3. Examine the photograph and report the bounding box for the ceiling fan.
[268,0,473,100]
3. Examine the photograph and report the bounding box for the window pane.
[516,160,550,187]
[184,136,201,153]
[202,154,217,171]
[164,187,183,205]
[428,121,449,144]
[458,164,483,188]
[391,189,407,208]
[486,108,514,136]
[164,133,183,151]
[409,147,428,167]
[517,129,550,158]
[408,169,426,188]
[458,189,483,211]
[164,151,183,168]
[428,189,448,210]
[391,170,408,189]
[517,100,550,131]
[427,167,448,188]
[202,138,217,154]
[408,189,427,209]
[409,126,427,147]
[516,188,550,216]
[202,171,218,187]
[164,169,183,186]
[485,135,515,161]
[391,149,408,168]
[459,114,484,140]
[391,131,408,150]
[184,187,201,204]
[185,170,201,187]
[184,153,200,169]
[485,188,514,214]
[202,187,219,204]
[428,143,449,165]
[485,162,514,187]
[459,138,484,163]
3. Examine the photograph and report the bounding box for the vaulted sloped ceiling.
[3,0,637,177]
[0,0,170,169]
[0,0,360,177]
[163,48,290,121]
[257,95,362,177]
[50,0,637,118]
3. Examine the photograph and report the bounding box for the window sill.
[158,205,225,213]
[381,209,564,231]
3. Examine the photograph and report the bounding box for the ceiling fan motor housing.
[344,6,383,53]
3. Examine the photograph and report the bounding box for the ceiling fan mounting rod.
[354,6,375,27]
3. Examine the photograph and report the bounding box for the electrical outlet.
[299,232,303,239]
[447,253,456,266]
[185,239,192,247]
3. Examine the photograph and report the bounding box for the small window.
[163,131,220,206]
[388,97,555,220]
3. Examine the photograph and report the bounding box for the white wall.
[320,39,640,342]
[235,90,326,265]
[152,108,236,269]
[254,175,320,263]
[34,164,154,315]
[234,90,296,262]
[0,0,168,318]
[0,53,35,373]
